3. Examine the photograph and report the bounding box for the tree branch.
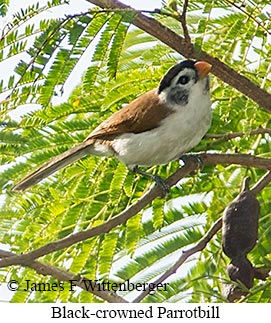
[0,159,198,268]
[0,249,128,303]
[1,153,271,269]
[199,153,271,170]
[87,0,271,112]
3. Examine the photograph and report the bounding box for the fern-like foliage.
[1,0,271,303]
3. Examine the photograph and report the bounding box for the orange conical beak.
[194,61,212,79]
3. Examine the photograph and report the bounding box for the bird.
[12,59,212,192]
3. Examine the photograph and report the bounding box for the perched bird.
[13,59,212,192]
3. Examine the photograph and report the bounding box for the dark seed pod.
[253,267,270,281]
[222,177,259,259]
[224,256,254,302]
[224,262,270,302]
[227,256,254,289]
[223,284,248,302]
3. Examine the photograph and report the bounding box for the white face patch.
[159,68,198,107]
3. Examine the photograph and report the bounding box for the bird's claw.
[180,154,203,169]
[153,175,170,196]
[132,166,170,197]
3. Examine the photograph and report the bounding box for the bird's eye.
[177,75,189,85]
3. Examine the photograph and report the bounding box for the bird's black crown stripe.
[158,59,196,94]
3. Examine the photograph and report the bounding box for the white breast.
[111,81,212,168]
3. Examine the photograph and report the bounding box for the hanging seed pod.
[223,284,248,302]
[253,267,270,281]
[224,256,254,302]
[227,256,254,289]
[222,177,259,259]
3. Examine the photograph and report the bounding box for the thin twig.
[225,0,271,36]
[180,0,191,42]
[205,127,271,149]
[0,249,128,303]
[205,127,271,141]
[133,217,222,302]
[251,170,271,195]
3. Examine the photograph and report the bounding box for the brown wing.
[84,89,174,142]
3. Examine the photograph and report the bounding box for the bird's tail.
[12,141,94,191]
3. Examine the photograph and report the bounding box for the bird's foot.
[152,174,170,196]
[180,154,203,169]
[132,166,170,196]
